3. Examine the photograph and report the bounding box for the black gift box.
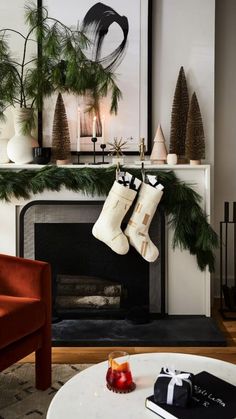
[154,368,194,408]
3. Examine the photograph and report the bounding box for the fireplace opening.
[18,200,226,347]
[34,222,151,319]
[20,200,165,321]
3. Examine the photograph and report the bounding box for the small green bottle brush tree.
[52,93,71,163]
[0,2,121,133]
[185,92,205,164]
[169,66,189,162]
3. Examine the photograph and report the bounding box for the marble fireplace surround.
[0,164,211,316]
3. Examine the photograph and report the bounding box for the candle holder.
[91,137,98,164]
[100,144,108,164]
[73,151,85,165]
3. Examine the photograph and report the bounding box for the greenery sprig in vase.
[0,2,122,146]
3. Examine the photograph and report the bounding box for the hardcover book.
[145,371,236,419]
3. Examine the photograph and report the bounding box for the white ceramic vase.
[0,138,10,163]
[7,108,36,164]
[167,153,178,165]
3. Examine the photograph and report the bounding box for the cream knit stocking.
[92,175,141,255]
[125,181,164,262]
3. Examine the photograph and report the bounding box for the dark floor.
[52,316,226,347]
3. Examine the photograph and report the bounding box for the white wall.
[152,0,215,165]
[214,0,236,294]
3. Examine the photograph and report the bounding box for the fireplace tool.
[220,201,236,319]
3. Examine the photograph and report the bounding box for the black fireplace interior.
[35,222,150,319]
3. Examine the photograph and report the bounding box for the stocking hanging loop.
[141,162,146,183]
[116,162,121,181]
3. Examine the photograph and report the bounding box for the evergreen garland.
[0,166,218,272]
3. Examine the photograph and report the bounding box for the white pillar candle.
[101,115,105,144]
[77,107,80,151]
[92,116,96,138]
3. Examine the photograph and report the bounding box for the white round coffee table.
[47,353,236,419]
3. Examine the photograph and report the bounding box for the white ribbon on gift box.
[158,367,193,405]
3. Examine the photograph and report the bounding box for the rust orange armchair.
[0,254,51,390]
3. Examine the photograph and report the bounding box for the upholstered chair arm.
[0,254,51,302]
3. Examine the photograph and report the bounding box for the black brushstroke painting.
[82,2,129,71]
[81,2,129,137]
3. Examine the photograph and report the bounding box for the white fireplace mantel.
[0,163,211,316]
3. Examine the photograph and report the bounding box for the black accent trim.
[37,0,152,155]
[160,205,166,316]
[37,0,43,147]
[147,0,152,155]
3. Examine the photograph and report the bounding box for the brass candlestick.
[139,138,146,161]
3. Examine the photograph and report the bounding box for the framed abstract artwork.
[38,0,152,154]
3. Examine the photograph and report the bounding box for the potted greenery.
[0,2,121,163]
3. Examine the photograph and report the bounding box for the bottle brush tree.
[169,66,189,159]
[185,92,205,164]
[52,93,71,163]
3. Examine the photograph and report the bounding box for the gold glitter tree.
[52,93,71,163]
[185,92,205,164]
[169,67,189,160]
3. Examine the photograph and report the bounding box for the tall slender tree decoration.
[52,93,71,164]
[169,67,189,161]
[185,92,205,164]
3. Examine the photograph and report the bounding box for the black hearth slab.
[52,316,226,347]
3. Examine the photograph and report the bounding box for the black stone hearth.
[52,316,226,347]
